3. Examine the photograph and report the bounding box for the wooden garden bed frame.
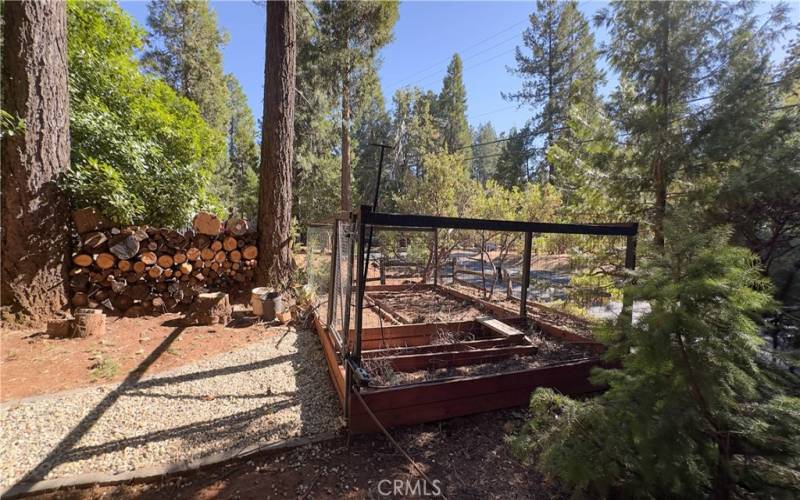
[317,206,637,433]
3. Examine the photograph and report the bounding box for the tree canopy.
[64,0,224,226]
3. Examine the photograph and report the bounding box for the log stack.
[69,210,258,316]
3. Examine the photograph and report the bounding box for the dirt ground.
[27,409,565,500]
[0,299,285,402]
[368,289,484,324]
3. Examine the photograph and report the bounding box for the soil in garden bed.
[445,283,595,338]
[368,288,485,324]
[363,331,597,387]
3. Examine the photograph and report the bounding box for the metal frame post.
[353,205,369,363]
[342,215,356,347]
[326,221,339,328]
[432,229,439,286]
[620,226,638,329]
[520,231,533,318]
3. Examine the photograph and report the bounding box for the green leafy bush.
[62,158,143,224]
[65,0,224,226]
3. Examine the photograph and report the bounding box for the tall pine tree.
[436,54,471,153]
[143,0,230,134]
[315,0,398,212]
[599,0,740,248]
[225,74,259,219]
[505,0,601,182]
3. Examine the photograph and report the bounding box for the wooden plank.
[356,320,479,340]
[366,294,415,324]
[373,345,536,372]
[352,359,603,414]
[362,336,524,357]
[348,360,604,432]
[476,316,525,338]
[349,387,533,433]
[364,283,435,292]
[314,315,346,405]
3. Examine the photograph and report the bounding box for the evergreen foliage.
[470,122,500,183]
[511,224,800,498]
[314,0,399,211]
[225,74,260,219]
[492,127,531,188]
[436,54,471,153]
[142,0,230,134]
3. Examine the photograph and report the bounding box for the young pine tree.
[511,223,800,498]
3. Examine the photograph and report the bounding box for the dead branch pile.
[69,209,257,316]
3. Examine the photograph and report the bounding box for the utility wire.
[388,43,519,94]
[459,77,796,153]
[385,19,526,89]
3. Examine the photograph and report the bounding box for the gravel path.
[0,327,341,488]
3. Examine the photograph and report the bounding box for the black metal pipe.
[363,210,638,236]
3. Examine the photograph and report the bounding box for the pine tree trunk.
[652,4,670,251]
[1,0,71,321]
[256,0,295,288]
[341,68,352,213]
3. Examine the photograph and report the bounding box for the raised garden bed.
[315,283,607,433]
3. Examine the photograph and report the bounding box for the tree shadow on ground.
[5,323,339,496]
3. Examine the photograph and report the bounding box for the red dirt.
[0,304,285,402]
[26,409,565,500]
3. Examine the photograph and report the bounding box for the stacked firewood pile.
[69,209,258,316]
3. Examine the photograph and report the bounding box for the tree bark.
[257,0,295,288]
[1,0,71,321]
[340,68,352,213]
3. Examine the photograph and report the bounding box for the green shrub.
[65,0,224,226]
[512,226,800,498]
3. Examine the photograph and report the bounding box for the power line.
[387,41,519,94]
[460,77,795,152]
[384,19,526,89]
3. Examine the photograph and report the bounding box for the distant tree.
[436,54,471,153]
[315,0,399,213]
[63,0,223,226]
[492,127,530,188]
[385,87,443,205]
[504,0,601,182]
[143,0,230,133]
[257,0,296,288]
[352,68,391,207]
[470,122,500,183]
[1,0,71,320]
[225,74,260,219]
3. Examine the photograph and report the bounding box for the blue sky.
[120,0,797,136]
